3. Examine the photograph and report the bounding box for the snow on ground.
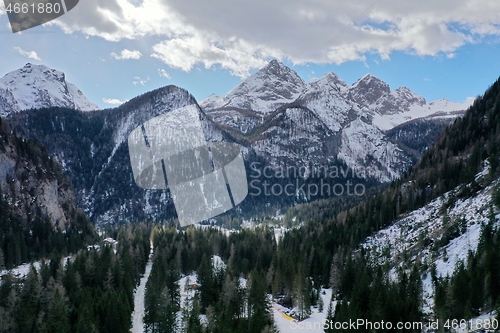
[131,246,154,333]
[455,311,498,333]
[0,256,72,279]
[420,221,485,314]
[362,167,498,316]
[274,226,286,244]
[273,288,333,333]
[363,182,493,271]
[193,223,237,237]
[0,261,42,278]
[212,255,226,271]
[178,273,199,302]
[372,98,473,131]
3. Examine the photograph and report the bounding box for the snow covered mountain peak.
[389,86,426,111]
[260,59,299,79]
[350,73,391,105]
[310,72,348,91]
[0,63,98,117]
[221,60,307,114]
[199,93,225,110]
[200,61,471,182]
[353,73,388,88]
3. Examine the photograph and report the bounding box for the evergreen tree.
[41,289,70,333]
[185,293,204,333]
[248,270,275,333]
[198,254,216,312]
[292,263,311,320]
[158,286,178,333]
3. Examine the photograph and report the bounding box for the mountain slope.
[202,59,307,115]
[202,60,471,182]
[362,167,496,315]
[0,63,98,117]
[9,85,231,224]
[0,117,95,268]
[1,60,474,224]
[270,74,500,330]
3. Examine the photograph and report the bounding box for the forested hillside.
[117,75,500,332]
[273,76,500,331]
[0,224,151,333]
[0,118,95,269]
[281,75,500,262]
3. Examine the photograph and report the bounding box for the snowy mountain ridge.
[0,63,98,117]
[1,60,473,222]
[202,60,471,181]
[8,85,231,225]
[201,61,471,132]
[220,59,308,114]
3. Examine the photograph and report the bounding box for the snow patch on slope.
[338,118,412,181]
[362,165,497,315]
[373,98,473,131]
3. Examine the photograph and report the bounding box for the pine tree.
[0,248,4,270]
[248,270,274,333]
[197,254,215,313]
[75,304,99,333]
[324,300,334,333]
[185,293,203,333]
[158,286,178,333]
[41,289,70,333]
[329,251,342,294]
[292,263,311,321]
[318,293,324,313]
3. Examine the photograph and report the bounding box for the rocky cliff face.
[0,117,85,231]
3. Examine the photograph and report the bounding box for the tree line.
[0,223,151,333]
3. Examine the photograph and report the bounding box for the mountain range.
[1,61,472,224]
[202,60,471,181]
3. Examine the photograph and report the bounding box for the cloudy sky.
[1,0,500,108]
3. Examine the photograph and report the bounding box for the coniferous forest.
[0,224,150,333]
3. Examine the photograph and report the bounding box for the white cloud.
[151,33,276,77]
[14,47,41,61]
[111,49,142,60]
[103,97,126,105]
[51,0,500,77]
[158,68,171,79]
[133,75,149,86]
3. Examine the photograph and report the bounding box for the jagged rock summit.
[209,59,307,114]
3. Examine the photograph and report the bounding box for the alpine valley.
[2,60,500,333]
